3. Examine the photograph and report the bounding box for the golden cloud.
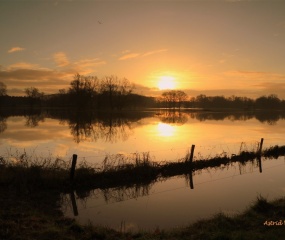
[73,58,106,74]
[224,70,285,81]
[141,49,168,57]
[0,68,72,96]
[8,47,25,53]
[0,54,107,96]
[53,52,70,67]
[8,62,40,70]
[118,49,168,61]
[118,53,140,60]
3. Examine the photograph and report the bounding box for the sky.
[1,0,285,98]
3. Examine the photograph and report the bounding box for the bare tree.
[0,82,7,96]
[24,87,44,107]
[68,73,99,107]
[100,75,134,109]
[176,90,188,109]
[159,90,188,109]
[100,75,119,109]
[25,87,44,99]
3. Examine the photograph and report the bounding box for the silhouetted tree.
[176,90,188,109]
[0,116,7,133]
[68,73,99,108]
[255,94,281,109]
[0,82,7,96]
[190,94,254,109]
[99,75,134,109]
[0,82,7,108]
[159,90,188,109]
[24,87,44,107]
[25,114,45,127]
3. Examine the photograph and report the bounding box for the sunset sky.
[1,0,285,98]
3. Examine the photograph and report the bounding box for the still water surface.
[1,110,285,164]
[63,157,285,231]
[1,109,285,229]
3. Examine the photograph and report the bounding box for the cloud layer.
[1,51,106,96]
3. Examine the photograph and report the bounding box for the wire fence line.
[1,137,283,167]
[73,139,266,164]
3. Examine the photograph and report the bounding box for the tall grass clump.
[0,150,70,191]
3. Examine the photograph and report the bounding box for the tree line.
[0,74,155,109]
[1,74,285,110]
[187,94,285,110]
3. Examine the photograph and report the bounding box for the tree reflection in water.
[1,108,285,141]
[25,114,45,128]
[0,116,7,133]
[157,110,188,125]
[67,111,147,143]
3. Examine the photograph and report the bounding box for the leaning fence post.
[188,145,195,163]
[70,154,77,181]
[258,138,263,155]
[258,138,264,156]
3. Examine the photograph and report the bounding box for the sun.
[157,76,176,90]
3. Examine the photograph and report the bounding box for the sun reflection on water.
[157,122,176,137]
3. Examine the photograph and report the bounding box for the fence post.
[258,138,264,155]
[70,154,77,181]
[188,145,195,163]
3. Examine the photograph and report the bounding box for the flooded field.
[1,109,285,230]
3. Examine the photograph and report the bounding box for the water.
[1,110,285,164]
[1,109,285,230]
[62,156,285,231]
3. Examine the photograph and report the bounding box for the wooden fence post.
[258,138,264,155]
[70,154,77,181]
[188,145,195,163]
